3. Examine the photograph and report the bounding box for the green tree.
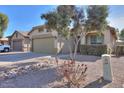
[86,5,108,32]
[120,29,124,38]
[70,7,86,59]
[41,5,75,38]
[41,5,75,59]
[41,5,109,87]
[0,13,8,38]
[41,5,109,60]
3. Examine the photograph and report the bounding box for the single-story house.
[29,25,117,55]
[0,37,9,45]
[28,25,74,54]
[10,31,30,51]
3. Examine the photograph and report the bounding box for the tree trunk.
[73,37,82,60]
[67,39,73,60]
[73,42,78,60]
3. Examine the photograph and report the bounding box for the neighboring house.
[10,31,30,51]
[0,38,9,45]
[28,25,74,54]
[6,35,12,45]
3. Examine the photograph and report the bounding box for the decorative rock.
[24,65,31,70]
[2,73,9,80]
[35,64,42,69]
[6,72,17,79]
[0,72,7,80]
[0,62,51,81]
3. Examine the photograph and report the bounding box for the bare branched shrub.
[56,60,87,88]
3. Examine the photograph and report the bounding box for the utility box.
[102,54,113,82]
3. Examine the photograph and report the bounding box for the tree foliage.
[86,5,108,32]
[72,7,85,36]
[41,6,75,39]
[41,5,109,38]
[0,13,9,38]
[41,5,109,59]
[120,29,124,38]
[57,5,75,17]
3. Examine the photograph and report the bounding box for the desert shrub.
[56,60,87,88]
[115,45,124,56]
[80,45,108,56]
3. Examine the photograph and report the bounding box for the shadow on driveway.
[84,77,111,88]
[58,54,100,62]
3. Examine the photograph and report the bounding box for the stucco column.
[104,30,111,46]
[54,38,57,48]
[22,39,24,51]
[102,54,113,82]
[80,36,85,45]
[11,40,13,51]
[31,39,33,52]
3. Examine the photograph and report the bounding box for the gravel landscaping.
[0,52,124,88]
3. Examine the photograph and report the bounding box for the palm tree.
[0,13,9,38]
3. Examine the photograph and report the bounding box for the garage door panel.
[33,38,56,54]
[13,40,22,51]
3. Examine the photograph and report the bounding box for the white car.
[0,44,10,52]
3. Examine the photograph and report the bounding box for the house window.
[90,35,104,44]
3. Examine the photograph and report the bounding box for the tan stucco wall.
[103,30,116,49]
[80,34,86,45]
[85,30,116,50]
[29,29,40,38]
[29,28,74,54]
[23,37,31,51]
[11,32,24,40]
[57,36,74,54]
[29,28,57,38]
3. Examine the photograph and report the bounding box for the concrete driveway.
[0,52,51,65]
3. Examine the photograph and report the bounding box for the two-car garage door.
[32,37,57,54]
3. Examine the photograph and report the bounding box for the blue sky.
[108,5,124,30]
[0,5,57,37]
[0,5,124,37]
